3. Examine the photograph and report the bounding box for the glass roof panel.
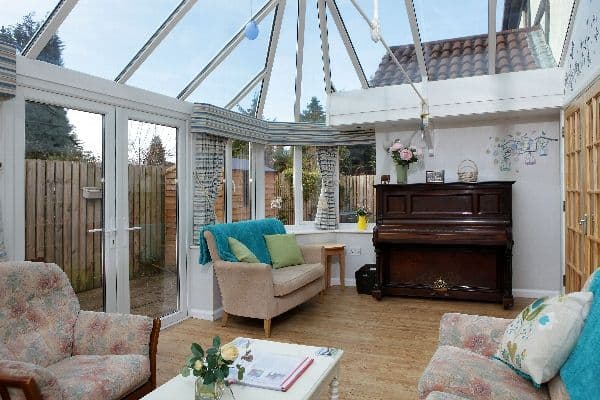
[50,0,180,79]
[299,0,328,118]
[334,0,416,88]
[261,0,298,122]
[413,0,488,43]
[326,7,362,92]
[0,1,56,35]
[128,0,260,98]
[186,10,273,107]
[414,0,490,81]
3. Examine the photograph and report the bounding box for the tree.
[236,92,259,118]
[2,14,87,160]
[0,13,64,66]
[144,136,167,166]
[300,96,325,123]
[339,144,376,175]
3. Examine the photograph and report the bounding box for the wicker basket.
[457,159,478,183]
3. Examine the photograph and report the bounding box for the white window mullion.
[293,145,303,225]
[225,141,233,223]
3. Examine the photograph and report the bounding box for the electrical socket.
[347,247,361,256]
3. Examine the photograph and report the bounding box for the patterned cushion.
[73,311,153,356]
[0,262,80,367]
[272,263,324,296]
[494,293,592,385]
[47,355,150,400]
[418,346,549,400]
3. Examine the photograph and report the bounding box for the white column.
[225,140,233,223]
[293,145,303,225]
[253,143,266,220]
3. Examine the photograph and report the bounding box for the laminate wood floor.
[157,288,529,399]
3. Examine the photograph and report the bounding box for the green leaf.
[215,369,224,381]
[191,343,204,358]
[181,367,190,377]
[220,364,230,378]
[204,371,215,385]
[212,336,221,349]
[207,347,217,356]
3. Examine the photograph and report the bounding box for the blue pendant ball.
[245,20,259,40]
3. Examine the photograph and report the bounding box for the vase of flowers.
[181,336,247,400]
[356,207,368,230]
[388,141,419,184]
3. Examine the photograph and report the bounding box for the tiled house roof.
[370,27,556,87]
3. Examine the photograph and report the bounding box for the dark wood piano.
[372,181,515,309]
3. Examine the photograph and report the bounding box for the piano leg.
[503,295,514,309]
[372,288,382,301]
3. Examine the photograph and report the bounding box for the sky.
[1,0,504,123]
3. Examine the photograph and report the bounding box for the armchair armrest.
[300,245,323,265]
[73,311,156,356]
[213,261,276,319]
[438,313,512,357]
[0,360,63,400]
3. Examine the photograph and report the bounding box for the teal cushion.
[264,234,305,269]
[228,237,260,263]
[560,270,600,398]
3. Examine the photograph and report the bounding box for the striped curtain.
[314,146,339,230]
[0,41,16,100]
[193,134,226,243]
[0,199,7,261]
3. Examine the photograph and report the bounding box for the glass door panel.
[24,101,106,311]
[126,119,179,318]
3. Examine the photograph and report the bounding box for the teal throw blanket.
[560,271,599,399]
[199,218,286,265]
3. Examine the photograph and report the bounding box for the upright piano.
[372,181,515,309]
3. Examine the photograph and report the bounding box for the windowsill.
[285,223,375,234]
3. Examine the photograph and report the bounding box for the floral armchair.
[0,262,160,400]
[418,313,569,400]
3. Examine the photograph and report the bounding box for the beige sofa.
[204,231,325,337]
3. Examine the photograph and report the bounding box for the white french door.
[21,87,188,323]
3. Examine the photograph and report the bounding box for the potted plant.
[181,336,247,400]
[388,141,420,184]
[356,207,368,231]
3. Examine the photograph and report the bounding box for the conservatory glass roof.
[0,0,574,122]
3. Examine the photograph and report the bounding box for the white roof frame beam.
[225,68,267,110]
[294,0,307,122]
[116,0,198,83]
[404,0,428,83]
[488,0,497,75]
[257,1,286,119]
[317,0,333,94]
[177,0,279,100]
[22,0,79,59]
[326,0,368,89]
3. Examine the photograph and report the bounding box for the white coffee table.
[142,338,343,400]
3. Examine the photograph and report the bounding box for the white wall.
[563,0,600,103]
[376,115,562,297]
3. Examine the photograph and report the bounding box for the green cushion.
[227,237,260,263]
[264,234,305,269]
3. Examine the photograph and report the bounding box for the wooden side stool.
[321,244,346,288]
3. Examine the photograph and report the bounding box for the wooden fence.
[25,159,166,293]
[275,173,375,224]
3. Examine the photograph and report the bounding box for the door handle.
[125,226,142,231]
[88,228,117,233]
[579,214,589,234]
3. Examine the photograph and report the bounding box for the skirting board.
[512,288,561,298]
[189,307,224,321]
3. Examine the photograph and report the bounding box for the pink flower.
[390,142,404,152]
[400,148,413,161]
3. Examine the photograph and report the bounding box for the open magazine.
[227,338,314,392]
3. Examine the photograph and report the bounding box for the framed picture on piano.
[426,170,445,183]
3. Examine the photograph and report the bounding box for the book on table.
[227,338,314,392]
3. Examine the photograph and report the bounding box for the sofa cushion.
[264,233,305,269]
[0,262,80,367]
[48,355,150,400]
[0,360,65,400]
[228,237,260,263]
[494,292,592,386]
[199,218,286,264]
[272,263,324,297]
[418,346,549,400]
